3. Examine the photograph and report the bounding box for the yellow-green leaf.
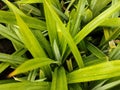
[0,81,50,90]
[51,67,68,90]
[67,60,120,83]
[9,58,55,77]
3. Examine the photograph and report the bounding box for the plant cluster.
[0,0,120,90]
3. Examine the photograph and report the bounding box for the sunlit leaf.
[17,0,43,4]
[51,67,68,90]
[0,81,51,90]
[44,0,84,68]
[100,18,120,27]
[3,0,46,57]
[4,0,52,79]
[9,58,55,77]
[67,60,120,83]
[43,0,58,45]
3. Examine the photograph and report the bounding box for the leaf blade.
[0,81,50,90]
[51,67,68,90]
[87,42,108,60]
[74,1,120,45]
[9,58,55,77]
[67,60,120,83]
[44,0,84,68]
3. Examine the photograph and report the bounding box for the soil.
[0,39,15,54]
[0,39,15,80]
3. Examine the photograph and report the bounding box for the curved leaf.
[9,58,55,77]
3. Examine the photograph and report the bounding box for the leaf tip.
[8,70,16,78]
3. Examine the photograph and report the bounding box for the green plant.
[0,0,120,90]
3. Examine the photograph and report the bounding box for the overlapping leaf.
[87,42,108,60]
[0,1,46,30]
[0,24,23,46]
[0,53,26,64]
[4,0,52,79]
[44,0,84,68]
[74,1,120,45]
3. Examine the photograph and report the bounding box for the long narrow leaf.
[0,24,23,46]
[44,0,84,68]
[95,80,120,90]
[51,67,68,90]
[15,14,46,57]
[4,0,46,58]
[70,0,86,36]
[17,0,43,4]
[74,1,120,45]
[0,5,46,30]
[87,42,108,60]
[0,53,26,65]
[4,0,52,79]
[0,10,46,30]
[67,60,120,83]
[0,81,51,90]
[100,18,120,27]
[90,0,111,16]
[43,0,58,45]
[9,58,55,77]
[18,4,41,16]
[32,30,54,58]
[62,1,120,63]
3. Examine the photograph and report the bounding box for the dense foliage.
[0,0,120,90]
